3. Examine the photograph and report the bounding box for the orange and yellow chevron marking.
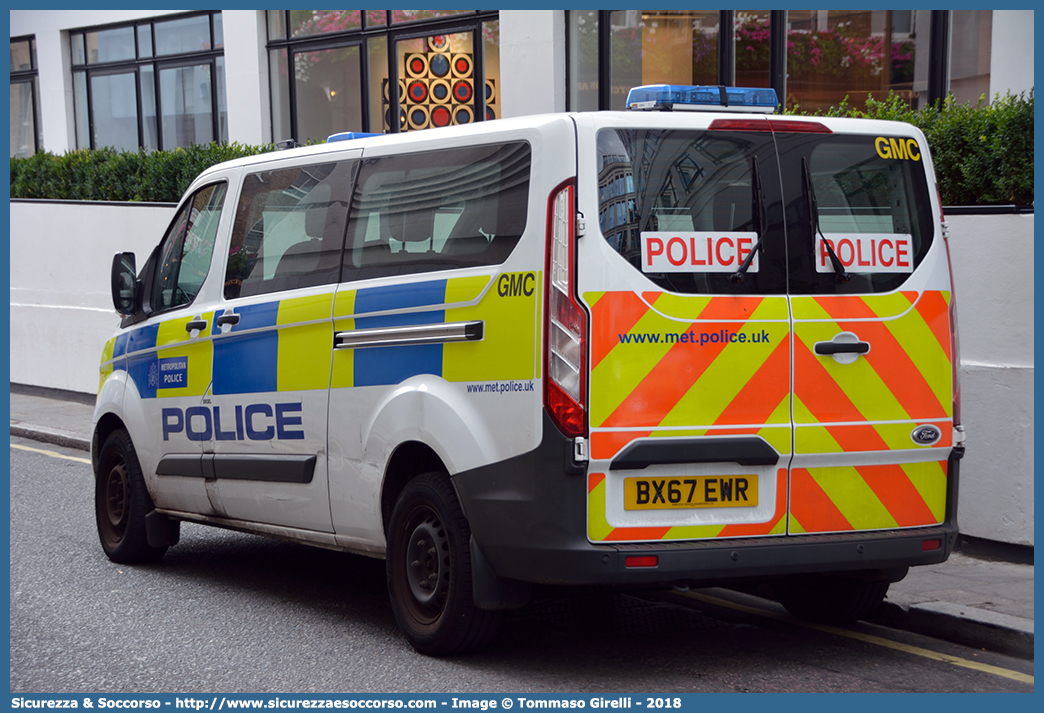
[789,460,947,534]
[591,426,791,462]
[588,292,791,431]
[793,291,952,430]
[591,431,653,460]
[587,469,787,542]
[795,421,952,454]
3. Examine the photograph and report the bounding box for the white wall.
[7,201,1034,546]
[499,10,567,118]
[989,10,1035,100]
[9,201,176,393]
[946,214,1034,546]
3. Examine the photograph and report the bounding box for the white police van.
[95,85,963,654]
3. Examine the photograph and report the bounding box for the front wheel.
[386,472,500,655]
[95,428,167,564]
[773,573,890,624]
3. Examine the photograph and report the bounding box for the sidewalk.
[9,387,1034,659]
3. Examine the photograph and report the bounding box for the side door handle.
[185,318,208,333]
[215,313,241,327]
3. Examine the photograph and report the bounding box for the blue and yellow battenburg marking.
[100,273,542,398]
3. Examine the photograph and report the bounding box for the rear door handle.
[814,331,869,364]
[215,313,241,327]
[814,341,870,355]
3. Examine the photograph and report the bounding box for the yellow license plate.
[624,476,758,510]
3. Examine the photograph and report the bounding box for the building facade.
[10,9,1035,157]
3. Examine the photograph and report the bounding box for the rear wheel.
[386,472,500,655]
[773,573,889,624]
[95,428,167,564]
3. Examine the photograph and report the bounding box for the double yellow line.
[683,591,1033,685]
[11,442,91,464]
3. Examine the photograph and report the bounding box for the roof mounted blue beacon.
[626,84,778,114]
[327,131,381,143]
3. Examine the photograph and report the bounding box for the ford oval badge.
[911,424,942,446]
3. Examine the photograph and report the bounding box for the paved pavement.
[9,386,1034,660]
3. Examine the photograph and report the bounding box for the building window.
[10,36,41,157]
[949,11,992,105]
[569,10,979,113]
[783,10,920,112]
[70,11,227,150]
[267,10,500,143]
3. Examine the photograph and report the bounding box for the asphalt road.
[9,438,1034,693]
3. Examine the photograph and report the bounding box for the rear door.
[778,124,953,535]
[576,113,793,543]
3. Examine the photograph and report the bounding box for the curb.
[11,423,91,452]
[868,600,1034,660]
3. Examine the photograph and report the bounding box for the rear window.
[778,133,934,294]
[597,128,786,295]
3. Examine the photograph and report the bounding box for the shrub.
[9,93,1034,206]
[788,89,1034,206]
[10,141,275,203]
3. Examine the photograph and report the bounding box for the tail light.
[544,180,588,438]
[938,184,961,426]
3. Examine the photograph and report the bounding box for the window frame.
[145,180,229,317]
[567,9,956,112]
[10,35,41,157]
[69,11,225,150]
[266,10,499,142]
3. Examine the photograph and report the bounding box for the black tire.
[773,573,890,625]
[95,428,167,564]
[386,472,500,655]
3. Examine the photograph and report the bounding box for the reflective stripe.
[588,291,791,430]
[789,461,947,533]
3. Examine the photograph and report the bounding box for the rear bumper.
[453,413,960,587]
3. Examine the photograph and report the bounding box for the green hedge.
[9,142,274,203]
[9,90,1034,206]
[789,90,1034,206]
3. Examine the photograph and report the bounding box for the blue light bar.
[327,131,381,143]
[626,84,778,113]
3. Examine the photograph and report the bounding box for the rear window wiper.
[802,157,851,283]
[730,156,766,284]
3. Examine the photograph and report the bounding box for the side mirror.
[110,252,138,316]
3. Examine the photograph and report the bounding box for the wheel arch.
[92,411,128,475]
[380,440,447,537]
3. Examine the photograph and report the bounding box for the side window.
[150,182,227,313]
[224,161,354,300]
[343,142,531,281]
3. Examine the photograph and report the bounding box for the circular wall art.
[430,105,452,127]
[451,53,473,78]
[429,78,451,104]
[454,105,474,125]
[405,53,429,78]
[452,79,473,103]
[407,104,430,130]
[428,53,450,78]
[407,79,428,104]
[428,35,450,53]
